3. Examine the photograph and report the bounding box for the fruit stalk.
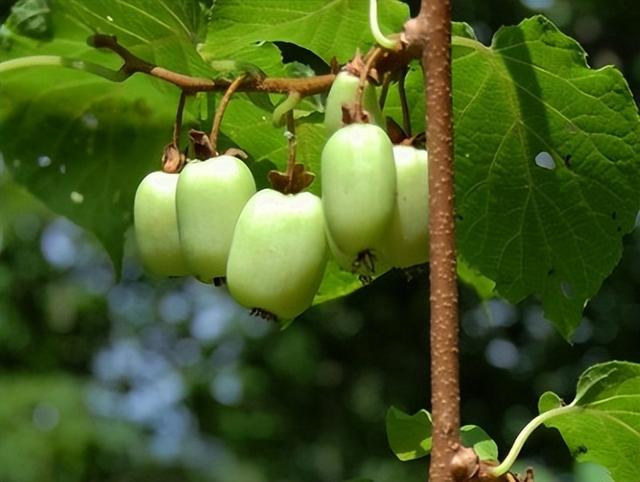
[286,111,297,182]
[162,91,188,174]
[210,74,247,155]
[354,48,383,123]
[172,91,187,150]
[398,68,412,137]
[415,0,461,481]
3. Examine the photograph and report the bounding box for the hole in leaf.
[563,154,572,168]
[535,151,555,170]
[572,445,588,456]
[70,191,84,204]
[275,42,330,75]
[82,113,99,130]
[560,281,574,299]
[37,155,52,167]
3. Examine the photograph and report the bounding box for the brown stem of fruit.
[398,67,412,137]
[379,72,391,109]
[411,0,461,481]
[209,74,247,155]
[267,111,314,195]
[161,90,187,174]
[88,34,335,95]
[173,91,187,148]
[86,33,423,101]
[286,111,297,182]
[354,47,383,123]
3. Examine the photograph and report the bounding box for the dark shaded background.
[1,1,639,481]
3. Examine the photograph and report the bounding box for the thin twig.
[379,72,392,109]
[89,34,334,95]
[210,74,247,155]
[285,110,297,181]
[2,29,427,102]
[398,67,412,137]
[102,33,400,95]
[3,34,423,99]
[161,90,188,173]
[172,90,187,148]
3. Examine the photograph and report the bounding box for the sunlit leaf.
[386,406,432,461]
[0,1,211,272]
[203,0,409,64]
[454,17,640,338]
[388,17,640,337]
[386,406,497,462]
[540,361,640,482]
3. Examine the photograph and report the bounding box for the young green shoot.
[369,0,398,49]
[490,403,580,477]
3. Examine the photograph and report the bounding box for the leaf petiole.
[369,0,397,49]
[0,55,127,82]
[490,404,580,477]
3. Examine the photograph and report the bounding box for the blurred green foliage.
[1,1,640,481]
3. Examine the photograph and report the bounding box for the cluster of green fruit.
[134,71,429,321]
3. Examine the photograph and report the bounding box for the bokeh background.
[1,0,640,481]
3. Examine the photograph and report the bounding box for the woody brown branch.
[412,0,461,481]
[209,74,247,154]
[88,34,420,96]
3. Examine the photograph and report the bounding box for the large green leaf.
[0,0,212,271]
[386,17,640,337]
[203,0,409,64]
[539,361,640,482]
[452,16,640,338]
[62,0,213,77]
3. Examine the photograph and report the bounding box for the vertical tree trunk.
[420,0,460,480]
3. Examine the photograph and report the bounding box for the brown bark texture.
[419,0,461,480]
[87,34,420,96]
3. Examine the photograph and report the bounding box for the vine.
[2,2,639,482]
[417,0,461,480]
[209,74,247,155]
